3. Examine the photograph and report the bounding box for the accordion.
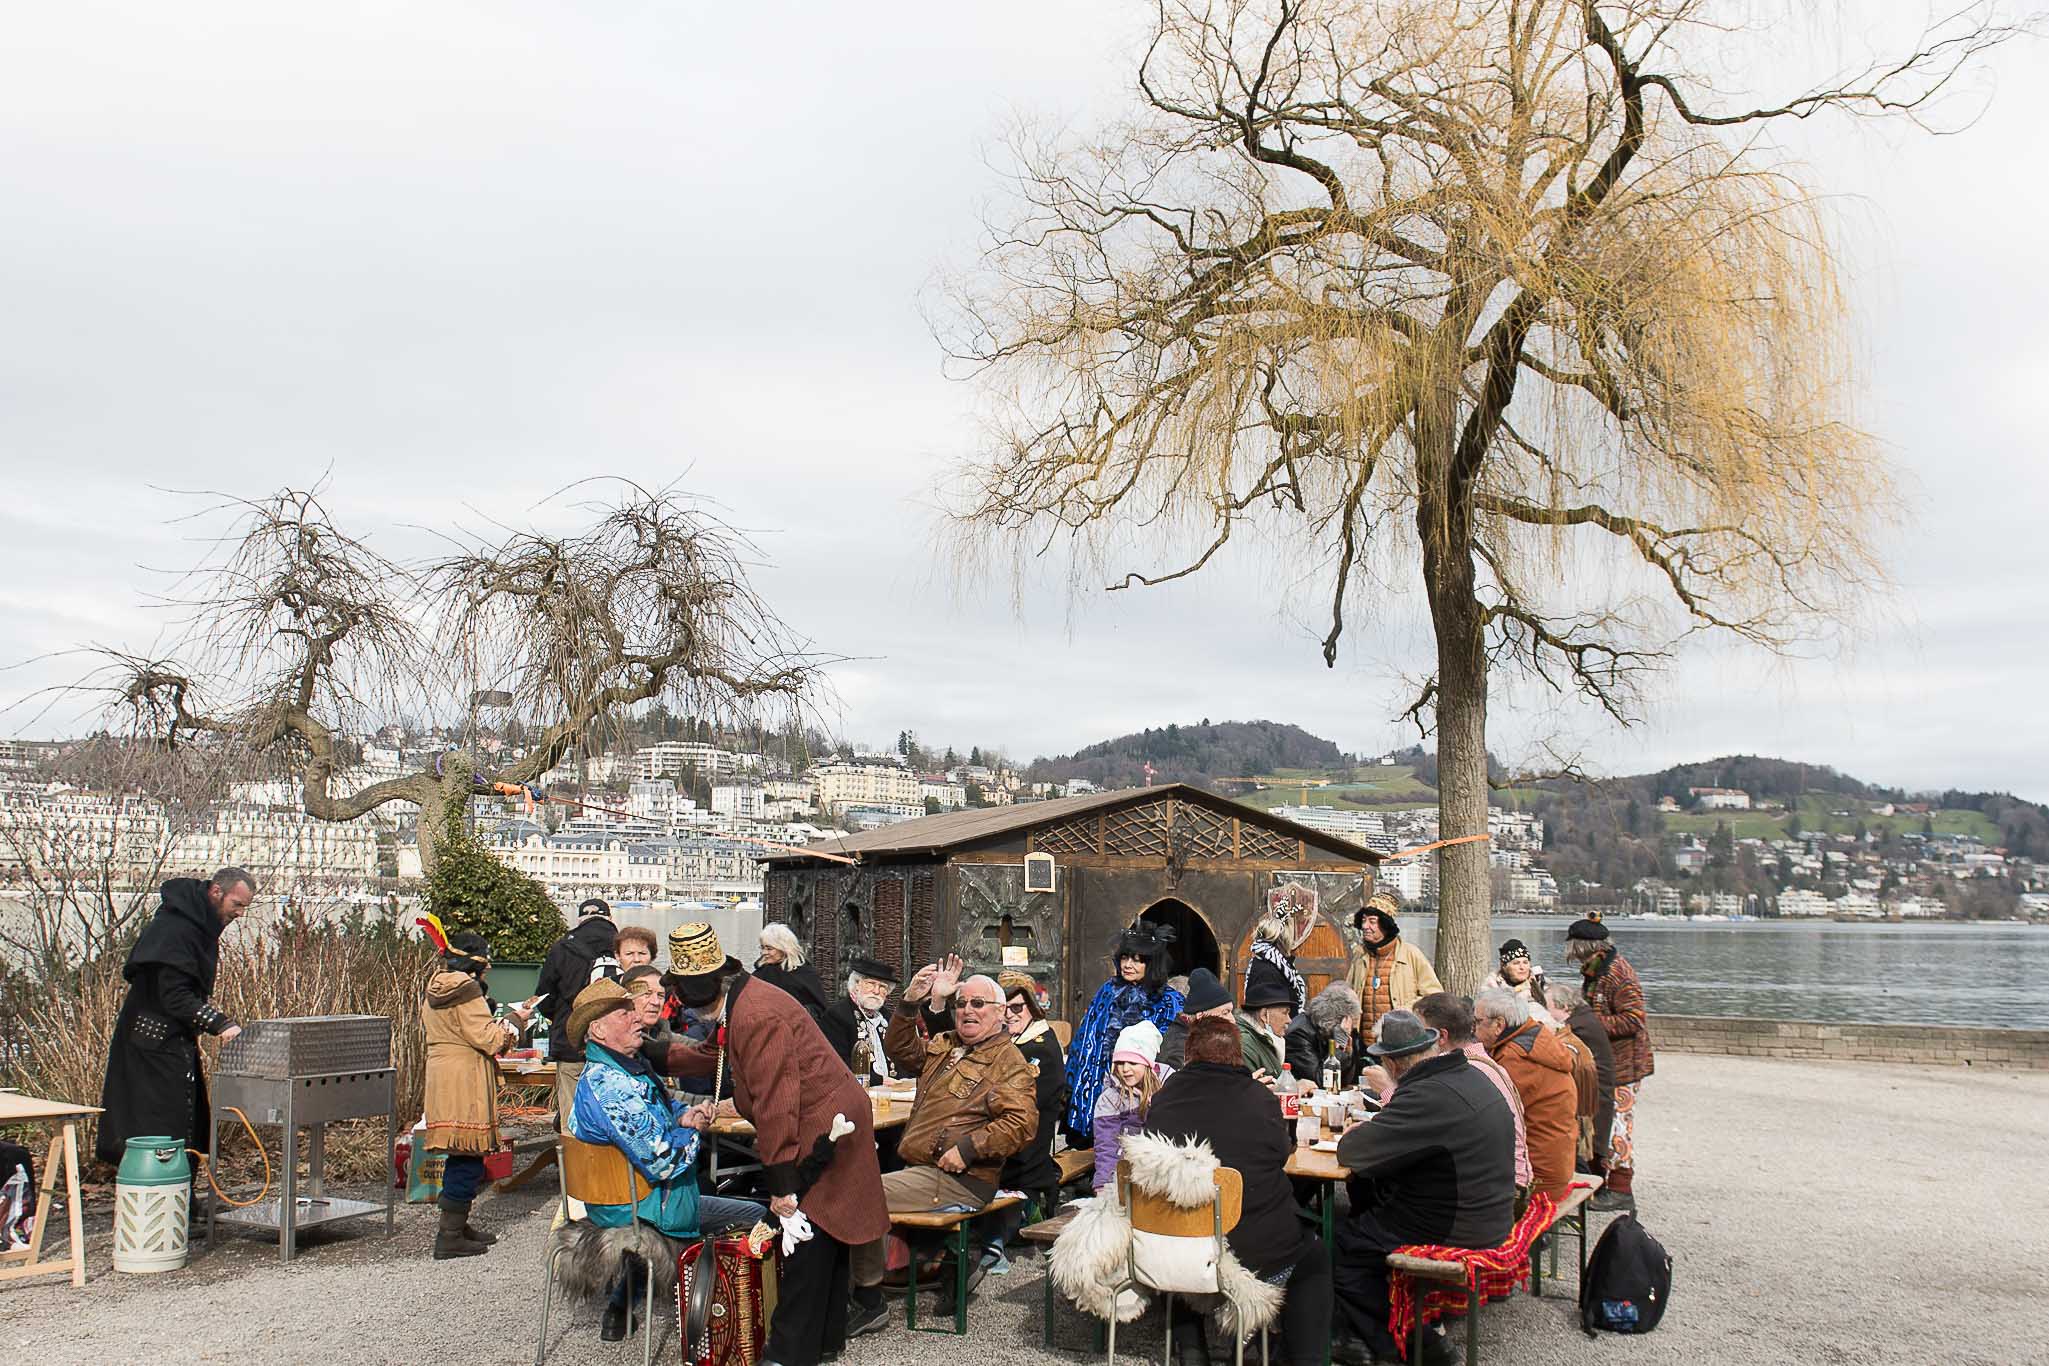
[677,1230,778,1365]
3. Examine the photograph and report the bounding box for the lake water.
[1398,914,2049,1030]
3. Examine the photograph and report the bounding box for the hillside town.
[2,732,2042,924]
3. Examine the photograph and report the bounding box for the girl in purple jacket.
[1091,1021,1164,1193]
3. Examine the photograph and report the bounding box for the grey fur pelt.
[550,1221,684,1302]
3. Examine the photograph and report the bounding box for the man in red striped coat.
[1566,914,1653,1213]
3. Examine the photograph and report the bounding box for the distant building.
[711,783,766,821]
[811,760,921,816]
[1776,888,1829,918]
[637,742,758,784]
[920,779,967,811]
[1689,787,1752,811]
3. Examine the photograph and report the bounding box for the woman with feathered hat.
[418,920,531,1260]
[1062,922,1184,1145]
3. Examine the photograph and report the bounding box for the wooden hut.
[760,783,1383,1019]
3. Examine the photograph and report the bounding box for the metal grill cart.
[208,1015,397,1262]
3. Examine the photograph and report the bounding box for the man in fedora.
[562,978,766,1341]
[666,923,888,1366]
[1331,1010,1517,1366]
[820,955,900,1085]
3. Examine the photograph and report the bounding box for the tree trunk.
[1419,440,1493,992]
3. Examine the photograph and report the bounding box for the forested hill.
[1026,720,1348,790]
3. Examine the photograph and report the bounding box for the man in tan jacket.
[846,956,1037,1336]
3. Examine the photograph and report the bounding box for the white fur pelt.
[1049,1132,1285,1342]
[551,1221,683,1302]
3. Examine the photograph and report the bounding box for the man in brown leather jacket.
[846,955,1037,1336]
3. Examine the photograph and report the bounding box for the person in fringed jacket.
[1063,923,1183,1145]
[420,928,530,1260]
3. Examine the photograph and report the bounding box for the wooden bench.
[891,1195,1024,1335]
[1384,1176,1606,1366]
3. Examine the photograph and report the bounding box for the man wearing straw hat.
[667,923,888,1366]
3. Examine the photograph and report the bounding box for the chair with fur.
[1050,1131,1282,1364]
[535,1135,683,1366]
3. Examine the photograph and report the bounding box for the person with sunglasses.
[844,958,1039,1337]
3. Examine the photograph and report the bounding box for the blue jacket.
[569,1040,702,1237]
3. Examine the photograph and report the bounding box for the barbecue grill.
[208,1014,397,1262]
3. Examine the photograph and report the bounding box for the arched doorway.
[1135,899,1221,981]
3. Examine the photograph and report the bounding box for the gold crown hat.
[565,978,634,1046]
[667,921,743,980]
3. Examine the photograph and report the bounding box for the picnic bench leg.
[907,1242,920,1332]
[1041,1254,1053,1349]
[1531,1237,1543,1299]
[1466,1284,1478,1364]
[954,1221,970,1335]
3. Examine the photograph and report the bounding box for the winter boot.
[433,1202,489,1259]
[461,1216,497,1246]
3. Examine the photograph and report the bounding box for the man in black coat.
[1284,981,1363,1087]
[535,897,619,1121]
[97,869,254,1166]
[820,956,900,1081]
[1332,1009,1516,1365]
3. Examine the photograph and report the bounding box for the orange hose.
[186,1106,273,1209]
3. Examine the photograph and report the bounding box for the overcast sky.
[2,3,2044,800]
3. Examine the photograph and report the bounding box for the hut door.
[1233,915,1351,1005]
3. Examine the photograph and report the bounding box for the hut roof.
[765,782,1384,866]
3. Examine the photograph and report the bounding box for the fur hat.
[1354,890,1402,941]
[1112,1020,1163,1067]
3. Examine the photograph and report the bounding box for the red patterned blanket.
[1387,1185,1577,1346]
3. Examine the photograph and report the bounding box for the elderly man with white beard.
[820,955,901,1085]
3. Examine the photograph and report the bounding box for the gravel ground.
[6,1051,2046,1365]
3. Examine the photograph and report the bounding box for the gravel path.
[7,1052,2046,1365]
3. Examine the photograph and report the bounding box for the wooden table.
[0,1091,98,1288]
[1285,1141,1352,1250]
[493,1059,559,1190]
[704,1090,912,1185]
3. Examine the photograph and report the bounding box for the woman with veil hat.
[1062,922,1184,1146]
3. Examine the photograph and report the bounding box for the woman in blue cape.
[1063,923,1184,1145]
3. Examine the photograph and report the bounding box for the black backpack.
[1580,1213,1672,1335]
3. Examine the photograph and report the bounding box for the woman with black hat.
[1062,922,1185,1145]
[1566,913,1653,1212]
[1482,938,1549,1003]
[420,929,531,1260]
[1344,892,1442,1027]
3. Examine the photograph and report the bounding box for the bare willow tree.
[942,0,2024,988]
[95,481,820,876]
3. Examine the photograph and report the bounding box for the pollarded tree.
[96,481,820,879]
[941,0,2023,989]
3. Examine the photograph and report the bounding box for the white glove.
[779,1207,815,1257]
